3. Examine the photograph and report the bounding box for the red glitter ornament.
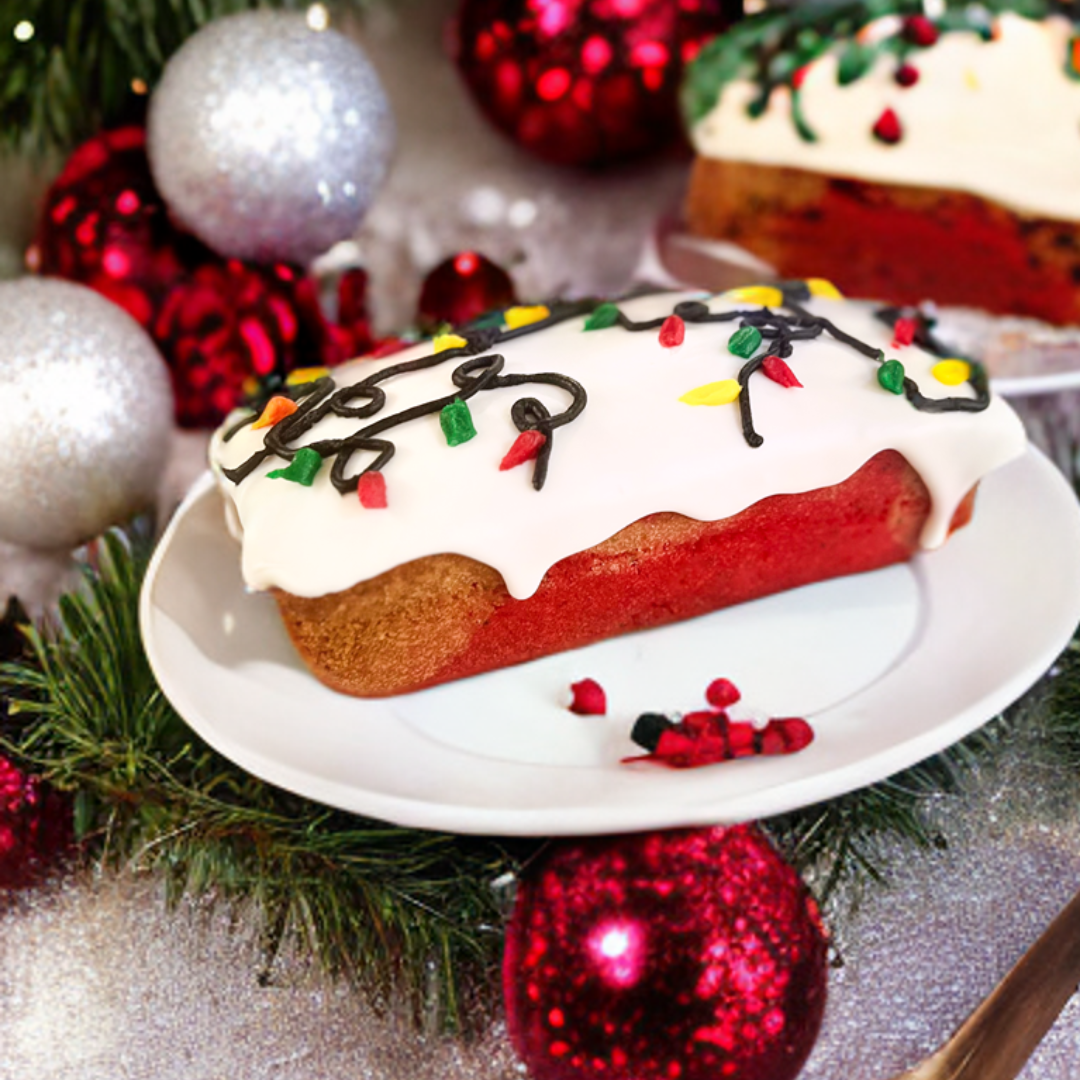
[418,251,518,330]
[32,127,375,428]
[452,0,735,167]
[504,824,828,1080]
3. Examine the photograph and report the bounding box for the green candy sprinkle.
[584,303,620,331]
[878,358,906,395]
[267,446,323,486]
[727,325,762,359]
[440,397,477,446]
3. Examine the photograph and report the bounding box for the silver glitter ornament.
[147,12,396,267]
[0,279,173,552]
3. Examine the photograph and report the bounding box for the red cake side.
[685,159,1080,326]
[273,449,974,698]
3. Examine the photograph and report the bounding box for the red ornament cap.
[504,824,828,1080]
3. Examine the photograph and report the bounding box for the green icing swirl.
[682,0,1064,138]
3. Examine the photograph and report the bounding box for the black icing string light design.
[222,282,988,496]
[597,281,989,449]
[221,303,593,494]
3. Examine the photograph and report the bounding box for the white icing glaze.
[689,13,1080,222]
[210,291,1026,600]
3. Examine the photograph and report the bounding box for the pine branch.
[0,531,530,1033]
[764,716,1009,902]
[0,0,363,156]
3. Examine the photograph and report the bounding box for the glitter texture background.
[1,0,1080,1076]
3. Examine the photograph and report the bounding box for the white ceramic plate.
[140,448,1080,836]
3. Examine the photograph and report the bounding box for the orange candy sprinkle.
[251,395,299,429]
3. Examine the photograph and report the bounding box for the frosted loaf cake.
[210,284,1026,697]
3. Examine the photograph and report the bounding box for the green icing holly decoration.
[878,358,907,394]
[267,446,323,485]
[440,397,477,446]
[682,0,1060,138]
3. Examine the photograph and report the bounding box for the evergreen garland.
[0,527,1022,1026]
[0,0,361,155]
[0,532,524,1032]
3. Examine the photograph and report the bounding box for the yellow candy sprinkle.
[434,333,468,352]
[286,366,329,386]
[504,304,550,329]
[679,379,742,407]
[964,68,980,90]
[724,285,784,308]
[932,359,972,386]
[806,278,844,300]
[241,376,259,397]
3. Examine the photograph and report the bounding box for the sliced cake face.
[210,286,1025,604]
[684,4,1080,221]
[681,4,1080,321]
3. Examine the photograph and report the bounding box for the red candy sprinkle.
[761,355,803,388]
[569,678,607,715]
[500,429,547,471]
[659,314,685,347]
[705,677,741,709]
[895,63,920,87]
[625,677,813,769]
[872,107,903,145]
[357,470,388,509]
[892,316,917,347]
[904,15,939,46]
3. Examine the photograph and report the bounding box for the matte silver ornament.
[147,11,396,267]
[0,279,173,552]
